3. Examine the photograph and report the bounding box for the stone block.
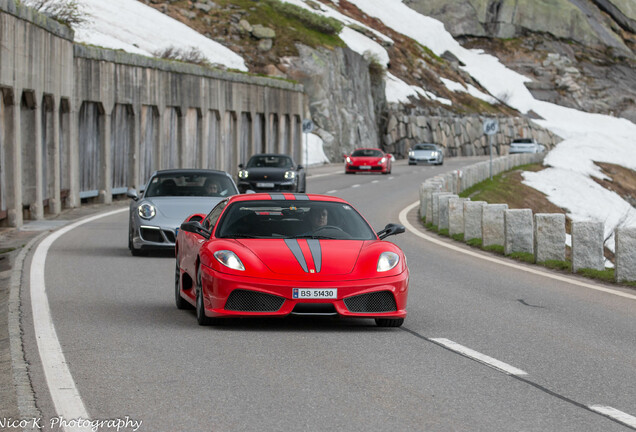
[449,197,470,236]
[615,227,636,282]
[572,221,604,272]
[432,192,452,227]
[534,213,566,262]
[504,209,534,255]
[438,194,458,230]
[464,201,486,241]
[482,204,508,247]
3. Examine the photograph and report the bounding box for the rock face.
[405,0,632,54]
[283,45,379,160]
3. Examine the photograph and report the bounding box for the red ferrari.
[344,148,392,174]
[175,193,409,327]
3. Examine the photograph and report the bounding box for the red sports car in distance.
[345,148,392,174]
[175,193,409,327]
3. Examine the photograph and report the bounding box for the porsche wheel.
[175,258,190,310]
[195,264,212,326]
[375,318,404,327]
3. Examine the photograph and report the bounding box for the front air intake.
[343,291,397,313]
[224,289,285,312]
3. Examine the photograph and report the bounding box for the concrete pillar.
[131,104,142,189]
[572,221,604,272]
[68,104,80,208]
[482,204,508,247]
[464,201,486,241]
[534,213,566,262]
[99,110,112,204]
[50,101,61,215]
[449,197,469,236]
[5,90,23,227]
[614,227,636,282]
[504,209,534,255]
[438,194,458,231]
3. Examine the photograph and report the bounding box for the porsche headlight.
[379,157,386,165]
[431,151,438,157]
[284,171,296,179]
[138,203,156,220]
[238,170,249,179]
[408,151,414,157]
[214,250,245,271]
[377,252,399,272]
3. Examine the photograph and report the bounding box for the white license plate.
[293,288,337,299]
[359,166,371,169]
[256,182,275,188]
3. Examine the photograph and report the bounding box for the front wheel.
[375,318,404,327]
[195,264,212,326]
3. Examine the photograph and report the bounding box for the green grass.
[459,163,541,202]
[576,267,615,283]
[540,260,572,271]
[508,252,535,263]
[0,247,18,254]
[451,233,464,242]
[424,223,437,231]
[466,238,482,247]
[483,244,504,255]
[438,228,449,237]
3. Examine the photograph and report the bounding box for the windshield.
[144,173,238,198]
[512,138,534,144]
[413,144,436,150]
[215,200,376,240]
[246,155,293,169]
[351,149,383,157]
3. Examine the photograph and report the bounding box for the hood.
[146,196,223,223]
[243,167,291,181]
[238,239,363,276]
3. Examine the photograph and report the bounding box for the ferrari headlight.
[214,250,245,271]
[284,171,296,179]
[138,203,156,220]
[238,170,249,179]
[378,157,386,165]
[346,157,351,164]
[377,252,399,272]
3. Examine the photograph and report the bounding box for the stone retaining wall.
[419,154,636,283]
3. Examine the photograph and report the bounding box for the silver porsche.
[408,143,444,165]
[127,169,239,256]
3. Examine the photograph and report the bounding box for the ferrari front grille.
[343,291,397,313]
[224,289,285,312]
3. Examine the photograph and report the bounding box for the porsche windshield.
[216,200,376,240]
[246,155,293,168]
[144,173,238,198]
[414,144,437,151]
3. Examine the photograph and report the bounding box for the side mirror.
[180,220,211,239]
[297,165,304,170]
[126,189,138,201]
[377,223,406,240]
[238,163,244,169]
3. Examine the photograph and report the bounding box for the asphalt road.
[19,158,636,432]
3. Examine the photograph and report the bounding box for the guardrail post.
[464,201,486,242]
[534,213,566,262]
[438,194,458,231]
[482,204,508,247]
[504,209,534,255]
[615,227,636,283]
[449,197,469,236]
[572,221,604,272]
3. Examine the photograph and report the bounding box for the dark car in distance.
[237,154,306,193]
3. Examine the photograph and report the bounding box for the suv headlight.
[138,203,156,220]
[377,252,399,272]
[214,250,245,271]
[238,170,249,179]
[284,171,296,179]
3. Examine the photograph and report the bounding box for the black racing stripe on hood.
[307,239,321,273]
[284,239,308,272]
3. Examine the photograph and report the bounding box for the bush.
[26,0,91,27]
[153,46,211,67]
[265,0,343,35]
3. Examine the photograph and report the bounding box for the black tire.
[375,318,404,327]
[175,258,191,310]
[195,264,212,326]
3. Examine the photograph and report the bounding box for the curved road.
[21,158,636,431]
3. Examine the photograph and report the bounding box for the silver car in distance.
[127,169,239,256]
[408,143,444,165]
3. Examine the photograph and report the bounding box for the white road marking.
[388,176,394,180]
[30,208,127,431]
[372,180,379,184]
[400,201,636,301]
[431,338,528,376]
[352,184,361,188]
[307,170,342,179]
[589,405,636,428]
[326,190,338,194]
